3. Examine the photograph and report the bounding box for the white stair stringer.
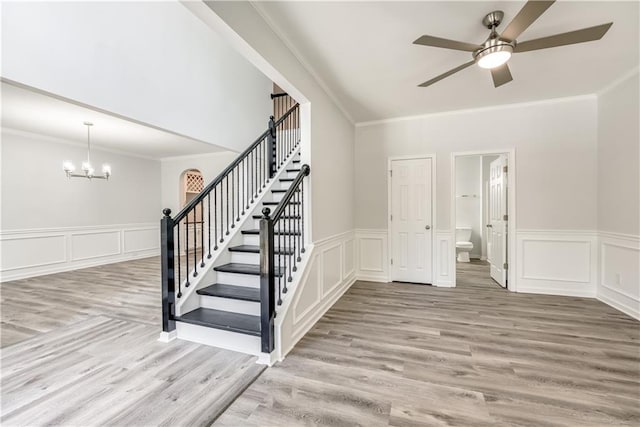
[168,146,306,365]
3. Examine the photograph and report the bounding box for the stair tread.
[242,229,301,236]
[263,201,301,205]
[197,283,260,302]
[229,244,294,255]
[252,215,300,220]
[214,262,284,276]
[286,169,301,172]
[280,178,294,182]
[271,189,300,193]
[292,159,301,163]
[176,308,260,336]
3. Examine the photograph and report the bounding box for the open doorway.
[453,152,514,291]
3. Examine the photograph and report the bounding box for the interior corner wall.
[596,69,640,319]
[190,0,355,356]
[0,130,162,281]
[1,1,272,153]
[160,151,238,216]
[355,96,599,296]
[197,1,355,242]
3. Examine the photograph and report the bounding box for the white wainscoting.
[354,229,388,282]
[277,230,356,359]
[0,223,160,282]
[515,230,598,297]
[435,230,454,287]
[597,231,640,320]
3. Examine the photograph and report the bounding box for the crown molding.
[1,127,160,161]
[596,66,639,97]
[355,94,597,128]
[249,1,355,125]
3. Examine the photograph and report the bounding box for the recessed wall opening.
[453,151,515,291]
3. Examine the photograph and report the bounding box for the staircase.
[159,94,309,364]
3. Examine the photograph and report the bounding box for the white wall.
[596,69,640,319]
[1,1,272,153]
[455,155,481,258]
[355,96,599,296]
[188,1,356,242]
[160,152,238,216]
[184,1,356,356]
[0,129,162,280]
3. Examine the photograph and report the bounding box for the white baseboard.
[0,223,159,282]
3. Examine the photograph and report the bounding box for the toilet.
[456,227,474,263]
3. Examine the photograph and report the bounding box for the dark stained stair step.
[286,168,301,173]
[280,178,294,182]
[214,262,284,277]
[229,244,294,255]
[263,201,300,206]
[176,308,260,336]
[197,283,260,302]
[252,215,300,220]
[271,189,300,193]
[292,159,301,163]
[242,229,301,236]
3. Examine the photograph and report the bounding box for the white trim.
[0,223,159,282]
[249,2,355,125]
[355,94,597,128]
[387,154,437,284]
[596,66,639,97]
[157,330,177,343]
[451,149,517,291]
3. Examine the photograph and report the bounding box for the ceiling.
[255,1,640,123]
[1,82,226,159]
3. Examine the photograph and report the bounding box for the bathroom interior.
[455,154,503,287]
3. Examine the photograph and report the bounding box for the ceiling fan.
[414,0,613,88]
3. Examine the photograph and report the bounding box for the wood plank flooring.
[0,257,264,426]
[217,260,640,426]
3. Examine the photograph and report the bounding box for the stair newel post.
[259,207,276,353]
[161,208,176,333]
[268,116,276,179]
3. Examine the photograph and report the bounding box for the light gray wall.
[355,96,598,231]
[1,1,272,153]
[160,151,238,216]
[1,130,161,230]
[455,155,481,257]
[597,70,640,235]
[199,1,355,242]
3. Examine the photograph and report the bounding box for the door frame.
[450,149,517,291]
[387,154,437,284]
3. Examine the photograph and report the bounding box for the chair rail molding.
[0,223,160,282]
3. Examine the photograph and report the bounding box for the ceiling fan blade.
[501,0,555,42]
[514,22,613,52]
[491,64,513,88]
[418,60,476,87]
[413,35,482,52]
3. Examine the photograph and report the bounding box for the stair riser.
[252,218,303,229]
[216,271,260,288]
[231,251,260,265]
[176,322,261,356]
[199,295,260,316]
[242,234,300,248]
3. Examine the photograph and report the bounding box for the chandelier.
[63,122,111,180]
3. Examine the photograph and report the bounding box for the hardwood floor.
[217,260,640,426]
[0,257,264,426]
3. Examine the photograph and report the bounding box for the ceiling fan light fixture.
[476,44,513,69]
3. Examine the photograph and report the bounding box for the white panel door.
[391,158,433,284]
[488,155,508,287]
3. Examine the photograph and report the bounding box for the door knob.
[425,225,431,230]
[486,224,493,228]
